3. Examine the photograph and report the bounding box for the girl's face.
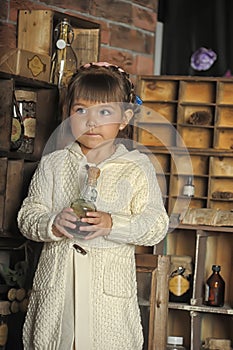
[70,99,132,155]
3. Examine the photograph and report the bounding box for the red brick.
[91,0,133,25]
[9,0,46,22]
[135,55,154,75]
[41,0,90,13]
[110,24,154,55]
[99,47,137,75]
[133,0,158,11]
[98,20,110,45]
[0,23,16,48]
[0,1,8,20]
[132,6,157,32]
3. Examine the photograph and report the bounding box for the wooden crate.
[17,10,100,66]
[136,254,170,350]
[0,48,51,82]
[0,78,58,159]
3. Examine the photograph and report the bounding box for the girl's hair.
[65,62,137,116]
[62,62,139,143]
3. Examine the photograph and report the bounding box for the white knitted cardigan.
[18,142,169,350]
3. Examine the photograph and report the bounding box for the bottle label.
[27,55,45,77]
[204,283,209,302]
[183,185,195,197]
[169,275,190,296]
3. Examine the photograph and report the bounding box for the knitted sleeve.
[106,157,169,246]
[17,155,62,242]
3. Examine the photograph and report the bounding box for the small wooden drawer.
[209,178,233,198]
[177,126,213,149]
[170,175,208,198]
[143,102,177,123]
[209,200,233,210]
[178,105,214,125]
[179,81,216,103]
[216,106,233,127]
[169,196,207,214]
[217,81,233,104]
[137,123,175,147]
[148,153,170,173]
[171,154,209,176]
[214,128,233,149]
[139,79,178,101]
[210,156,233,176]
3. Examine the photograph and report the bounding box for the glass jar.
[167,336,186,350]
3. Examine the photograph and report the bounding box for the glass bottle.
[68,166,100,237]
[183,176,195,197]
[167,336,186,350]
[204,265,225,307]
[50,18,78,88]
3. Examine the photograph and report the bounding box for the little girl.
[18,62,169,350]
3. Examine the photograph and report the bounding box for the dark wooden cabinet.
[0,72,58,349]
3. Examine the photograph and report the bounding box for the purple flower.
[190,47,217,71]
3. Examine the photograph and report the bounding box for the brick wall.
[0,0,158,76]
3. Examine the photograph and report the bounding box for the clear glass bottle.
[167,336,186,350]
[182,176,195,197]
[50,18,78,88]
[68,166,100,237]
[204,265,225,307]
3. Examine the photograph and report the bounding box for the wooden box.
[0,78,58,160]
[17,10,100,66]
[0,48,51,82]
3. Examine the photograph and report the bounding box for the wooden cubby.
[135,75,233,350]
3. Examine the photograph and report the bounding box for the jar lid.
[167,336,183,345]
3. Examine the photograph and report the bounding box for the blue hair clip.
[136,95,143,105]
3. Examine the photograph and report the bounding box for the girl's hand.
[52,207,77,239]
[80,211,112,240]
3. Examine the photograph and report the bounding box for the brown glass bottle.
[205,265,225,307]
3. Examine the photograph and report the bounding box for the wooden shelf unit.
[135,75,233,350]
[167,225,233,350]
[135,75,233,215]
